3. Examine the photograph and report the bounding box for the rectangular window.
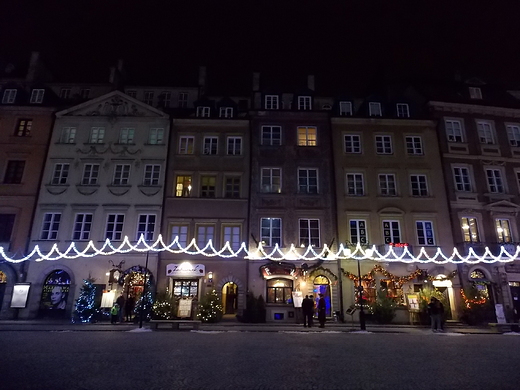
[144,91,154,105]
[0,214,15,242]
[126,90,137,98]
[2,89,17,103]
[197,225,214,247]
[261,126,282,146]
[73,213,93,240]
[200,176,216,197]
[161,91,171,107]
[344,134,361,153]
[137,214,156,241]
[196,106,210,117]
[496,219,512,243]
[52,163,70,185]
[203,137,218,155]
[339,101,352,116]
[225,177,240,198]
[261,218,281,247]
[175,175,192,197]
[80,89,90,99]
[349,220,368,245]
[298,96,312,110]
[453,167,472,192]
[60,127,76,143]
[143,165,161,186]
[40,213,61,240]
[445,119,463,142]
[477,121,494,144]
[375,135,392,154]
[170,225,189,249]
[60,88,71,99]
[299,219,320,247]
[298,168,318,194]
[506,124,520,146]
[227,137,242,155]
[113,164,130,185]
[410,174,428,196]
[297,126,317,146]
[485,168,504,193]
[265,95,279,110]
[261,168,281,193]
[118,128,135,144]
[30,89,45,103]
[397,103,410,118]
[382,220,401,244]
[416,221,435,246]
[223,225,241,251]
[379,174,396,196]
[3,160,25,184]
[405,136,423,155]
[461,217,479,243]
[148,128,164,144]
[346,173,364,196]
[469,87,482,99]
[15,119,32,137]
[219,107,233,118]
[89,127,105,143]
[82,164,99,185]
[369,102,382,117]
[106,214,124,240]
[179,92,188,108]
[179,136,194,154]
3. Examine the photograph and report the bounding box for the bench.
[149,319,202,330]
[488,322,520,333]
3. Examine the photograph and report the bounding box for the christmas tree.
[197,290,223,323]
[72,278,97,323]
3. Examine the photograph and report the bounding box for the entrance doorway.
[222,282,238,315]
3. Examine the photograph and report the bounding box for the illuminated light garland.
[461,288,488,309]
[0,238,519,264]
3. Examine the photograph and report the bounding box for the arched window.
[267,279,293,304]
[40,270,71,311]
[313,275,332,316]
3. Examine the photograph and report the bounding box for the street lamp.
[357,259,366,331]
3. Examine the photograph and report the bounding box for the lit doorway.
[313,275,332,317]
[222,282,238,315]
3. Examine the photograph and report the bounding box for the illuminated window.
[52,164,69,185]
[173,280,198,298]
[30,89,45,103]
[197,225,214,247]
[73,213,93,240]
[113,164,130,185]
[349,220,368,245]
[299,219,320,247]
[375,135,392,154]
[40,213,61,240]
[461,217,479,243]
[200,176,216,197]
[379,174,396,196]
[175,175,192,197]
[82,164,99,185]
[223,225,241,251]
[261,218,282,247]
[105,214,124,240]
[15,119,32,137]
[346,173,364,196]
[179,136,194,154]
[298,168,318,194]
[396,103,410,118]
[313,276,332,316]
[405,136,423,155]
[261,126,282,146]
[369,102,382,117]
[496,219,512,243]
[382,220,401,244]
[297,126,317,146]
[416,221,435,246]
[261,168,281,193]
[267,278,293,304]
[344,134,361,153]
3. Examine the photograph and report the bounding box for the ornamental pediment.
[484,200,520,213]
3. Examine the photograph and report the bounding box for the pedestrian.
[110,303,119,324]
[318,293,326,328]
[125,294,135,322]
[302,295,314,328]
[428,297,444,332]
[116,293,125,323]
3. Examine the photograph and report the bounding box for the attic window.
[196,106,210,118]
[396,103,410,118]
[2,89,17,104]
[219,107,233,118]
[469,87,482,100]
[339,101,352,116]
[369,102,382,117]
[298,96,312,110]
[30,89,45,104]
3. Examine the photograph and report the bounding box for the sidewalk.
[0,319,504,334]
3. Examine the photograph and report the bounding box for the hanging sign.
[166,263,205,277]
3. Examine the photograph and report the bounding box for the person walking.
[428,297,444,332]
[302,295,314,328]
[318,293,326,328]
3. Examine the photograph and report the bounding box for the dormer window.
[197,106,211,117]
[2,89,17,104]
[369,102,382,117]
[339,101,352,116]
[30,89,45,103]
[469,87,482,99]
[298,96,312,110]
[265,95,279,110]
[396,103,410,118]
[60,88,71,99]
[219,107,234,118]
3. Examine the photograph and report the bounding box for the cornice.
[429,101,520,117]
[331,117,435,127]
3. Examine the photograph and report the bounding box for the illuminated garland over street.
[0,236,519,264]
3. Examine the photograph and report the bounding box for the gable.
[56,90,168,118]
[484,200,520,213]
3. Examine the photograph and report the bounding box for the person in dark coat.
[125,294,135,322]
[318,293,327,328]
[116,293,125,323]
[302,295,314,328]
[428,297,444,332]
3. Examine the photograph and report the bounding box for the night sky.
[1,1,519,93]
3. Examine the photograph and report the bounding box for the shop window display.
[267,278,293,304]
[40,270,71,316]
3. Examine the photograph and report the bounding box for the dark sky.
[1,1,520,93]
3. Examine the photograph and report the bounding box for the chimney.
[25,51,40,83]
[198,66,207,97]
[252,72,260,92]
[307,75,315,91]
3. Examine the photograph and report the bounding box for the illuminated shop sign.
[389,243,409,248]
[260,262,297,278]
[166,263,205,277]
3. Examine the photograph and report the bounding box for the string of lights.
[1,237,519,264]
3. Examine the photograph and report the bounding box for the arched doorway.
[222,282,238,315]
[39,270,71,318]
[118,265,154,321]
[432,274,454,320]
[0,271,7,312]
[313,275,332,317]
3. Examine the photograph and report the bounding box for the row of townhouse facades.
[0,52,519,323]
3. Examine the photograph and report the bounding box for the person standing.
[318,293,326,328]
[302,295,314,328]
[116,293,125,323]
[428,297,444,332]
[110,303,119,324]
[125,294,135,322]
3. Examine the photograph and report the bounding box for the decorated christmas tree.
[197,290,223,323]
[72,278,97,323]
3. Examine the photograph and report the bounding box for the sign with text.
[167,263,205,277]
[406,294,420,312]
[177,298,193,318]
[10,283,31,308]
[495,304,507,324]
[292,291,303,308]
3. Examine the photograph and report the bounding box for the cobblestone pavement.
[1,327,519,390]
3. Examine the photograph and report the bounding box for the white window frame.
[261,126,282,146]
[298,168,318,194]
[179,92,188,108]
[119,128,135,144]
[52,163,69,185]
[143,164,161,186]
[113,164,131,185]
[378,174,397,196]
[89,127,105,143]
[40,213,61,240]
[60,88,71,99]
[265,95,279,110]
[405,136,423,155]
[227,137,242,155]
[161,91,171,107]
[223,225,241,251]
[485,168,505,193]
[261,168,281,193]
[469,87,482,99]
[2,89,17,104]
[297,126,317,146]
[375,135,393,154]
[299,218,320,247]
[73,213,93,240]
[196,225,215,247]
[179,136,195,154]
[382,220,401,244]
[196,106,210,118]
[260,218,282,247]
[148,128,164,144]
[344,134,361,154]
[346,173,364,196]
[477,120,495,144]
[170,224,189,249]
[416,221,435,246]
[496,219,512,243]
[369,102,382,117]
[105,214,125,240]
[82,164,99,185]
[298,96,312,110]
[60,127,76,143]
[445,119,464,142]
[349,219,368,245]
[203,136,218,155]
[136,214,156,241]
[339,101,352,116]
[453,166,472,192]
[461,217,480,243]
[507,124,520,147]
[396,103,410,118]
[30,89,45,103]
[219,107,233,118]
[410,174,428,196]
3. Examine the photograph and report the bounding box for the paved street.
[1,328,519,390]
